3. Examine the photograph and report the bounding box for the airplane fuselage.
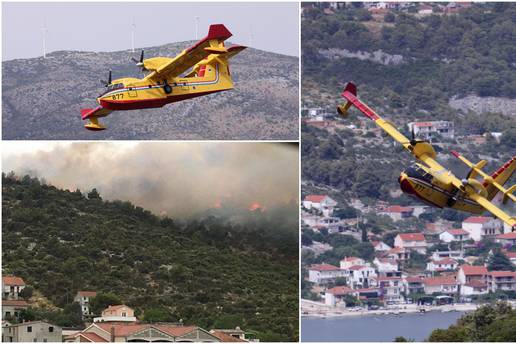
[398,163,484,214]
[97,62,231,111]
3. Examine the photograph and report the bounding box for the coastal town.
[1,277,258,342]
[301,193,516,317]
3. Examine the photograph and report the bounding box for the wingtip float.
[80,24,246,131]
[337,82,516,229]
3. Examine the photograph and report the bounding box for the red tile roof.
[446,229,469,236]
[95,323,146,337]
[77,332,108,342]
[405,276,424,283]
[398,233,425,241]
[463,216,491,224]
[77,291,97,297]
[1,300,29,307]
[348,265,369,271]
[433,258,457,265]
[304,195,327,203]
[385,206,413,213]
[2,276,26,286]
[210,331,247,342]
[460,265,488,275]
[503,251,516,259]
[424,276,457,286]
[490,271,516,278]
[103,304,131,312]
[327,286,355,296]
[496,232,516,240]
[309,264,340,271]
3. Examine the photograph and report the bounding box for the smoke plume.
[2,142,298,218]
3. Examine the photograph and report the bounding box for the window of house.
[27,326,32,332]
[49,327,54,333]
[122,312,126,317]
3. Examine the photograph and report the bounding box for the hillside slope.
[3,43,298,140]
[1,174,298,341]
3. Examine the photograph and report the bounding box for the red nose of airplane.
[399,174,415,195]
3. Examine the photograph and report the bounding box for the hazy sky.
[2,142,299,218]
[2,2,299,61]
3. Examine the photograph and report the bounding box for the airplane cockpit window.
[404,164,433,183]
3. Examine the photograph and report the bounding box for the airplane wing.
[339,82,448,173]
[468,193,515,228]
[145,24,232,82]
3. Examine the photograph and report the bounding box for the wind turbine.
[195,16,200,39]
[41,19,48,58]
[131,17,136,53]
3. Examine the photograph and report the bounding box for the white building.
[93,305,137,323]
[457,265,488,286]
[423,277,458,295]
[495,232,516,246]
[373,257,398,273]
[461,280,488,296]
[74,291,97,317]
[462,216,502,241]
[340,257,366,270]
[394,233,427,254]
[426,258,458,272]
[2,276,26,301]
[439,229,470,243]
[371,241,391,252]
[308,264,348,285]
[2,321,61,343]
[487,271,516,292]
[371,277,404,304]
[407,121,454,140]
[347,265,377,288]
[302,195,338,217]
[379,206,413,222]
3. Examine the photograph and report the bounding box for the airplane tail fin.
[484,156,516,202]
[337,82,357,117]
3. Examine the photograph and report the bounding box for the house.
[371,241,391,252]
[371,277,404,304]
[93,305,137,323]
[404,276,425,295]
[2,321,61,343]
[373,257,398,273]
[69,323,222,342]
[427,258,458,272]
[462,217,502,241]
[379,206,413,221]
[432,250,464,261]
[407,121,454,140]
[439,229,470,243]
[2,276,26,300]
[503,250,516,265]
[394,233,427,254]
[418,4,433,15]
[308,264,348,285]
[340,257,365,270]
[495,232,516,246]
[460,280,488,296]
[210,327,251,342]
[74,291,97,317]
[386,247,410,261]
[457,265,488,285]
[2,300,29,320]
[423,277,458,295]
[302,195,337,216]
[324,286,357,307]
[347,265,377,288]
[487,271,516,292]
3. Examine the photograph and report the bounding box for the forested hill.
[1,173,298,341]
[302,2,516,120]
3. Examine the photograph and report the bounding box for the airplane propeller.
[132,50,146,71]
[100,70,112,87]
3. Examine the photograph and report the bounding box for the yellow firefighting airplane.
[81,24,246,130]
[337,82,515,228]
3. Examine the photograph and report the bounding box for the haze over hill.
[2,42,298,140]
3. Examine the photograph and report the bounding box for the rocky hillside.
[3,43,298,140]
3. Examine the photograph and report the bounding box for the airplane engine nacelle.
[462,178,488,198]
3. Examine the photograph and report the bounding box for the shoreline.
[301,299,481,318]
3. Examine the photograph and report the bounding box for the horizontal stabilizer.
[226,45,247,59]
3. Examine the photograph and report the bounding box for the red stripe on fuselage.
[100,90,225,110]
[341,91,380,121]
